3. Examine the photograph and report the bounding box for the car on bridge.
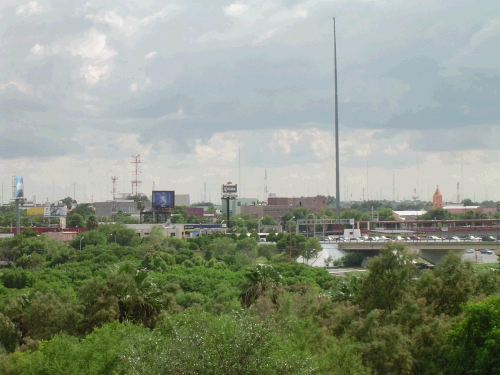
[427,236,442,241]
[462,235,481,241]
[334,236,349,242]
[444,236,461,241]
[349,237,364,242]
[482,235,496,242]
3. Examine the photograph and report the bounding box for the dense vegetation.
[0,220,499,374]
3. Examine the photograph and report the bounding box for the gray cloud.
[1,0,499,164]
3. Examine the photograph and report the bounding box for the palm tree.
[113,263,165,325]
[239,265,282,309]
[137,200,146,213]
[137,200,146,223]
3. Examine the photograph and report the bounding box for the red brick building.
[241,196,328,221]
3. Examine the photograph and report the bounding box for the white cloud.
[383,146,397,155]
[30,43,44,55]
[469,18,500,48]
[75,92,99,103]
[86,5,180,37]
[305,129,333,158]
[0,81,32,94]
[79,64,112,86]
[68,29,116,61]
[145,51,157,59]
[223,4,249,17]
[269,130,301,155]
[396,142,408,151]
[67,28,116,85]
[194,133,241,164]
[16,1,42,16]
[252,28,277,45]
[129,77,152,92]
[160,107,186,120]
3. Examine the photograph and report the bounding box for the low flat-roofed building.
[125,223,227,239]
[46,231,78,243]
[94,200,152,218]
[394,210,427,221]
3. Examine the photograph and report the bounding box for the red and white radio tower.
[131,155,142,196]
[111,176,118,201]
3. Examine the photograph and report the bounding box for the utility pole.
[333,17,340,218]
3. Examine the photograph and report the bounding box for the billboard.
[14,176,24,198]
[222,184,237,194]
[44,206,68,217]
[152,191,175,211]
[27,207,44,216]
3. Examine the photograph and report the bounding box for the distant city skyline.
[1,0,499,205]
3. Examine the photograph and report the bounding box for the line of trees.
[0,221,499,373]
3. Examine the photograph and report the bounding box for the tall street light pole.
[333,17,340,219]
[289,216,295,264]
[79,236,85,252]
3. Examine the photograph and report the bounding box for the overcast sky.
[1,0,499,205]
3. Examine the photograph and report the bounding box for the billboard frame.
[151,190,175,212]
[44,206,68,217]
[12,176,24,199]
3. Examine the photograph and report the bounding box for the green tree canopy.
[357,242,417,311]
[67,213,85,228]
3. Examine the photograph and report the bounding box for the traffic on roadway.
[321,235,497,243]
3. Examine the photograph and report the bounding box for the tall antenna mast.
[412,158,419,201]
[111,176,118,201]
[366,161,369,201]
[333,17,341,217]
[264,169,268,198]
[457,182,460,203]
[461,154,464,202]
[131,155,142,196]
[392,171,395,202]
[204,183,207,202]
[238,147,241,197]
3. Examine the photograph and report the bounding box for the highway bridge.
[337,241,500,264]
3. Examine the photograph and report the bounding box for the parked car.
[378,236,390,242]
[393,236,403,241]
[465,249,474,253]
[444,236,461,241]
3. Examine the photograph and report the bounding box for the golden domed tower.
[432,186,442,209]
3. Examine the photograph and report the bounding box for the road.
[461,251,499,264]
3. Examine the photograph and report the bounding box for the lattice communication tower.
[111,176,118,201]
[131,155,142,196]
